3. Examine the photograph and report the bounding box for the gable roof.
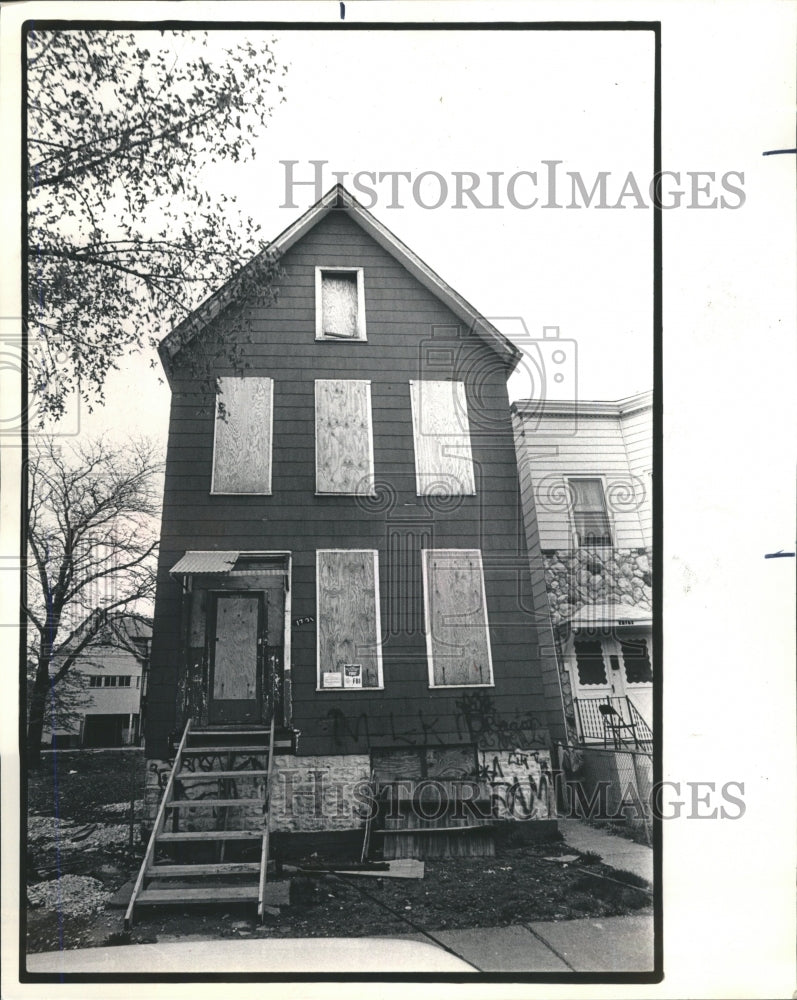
[158,184,522,377]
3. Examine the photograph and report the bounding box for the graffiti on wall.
[479,747,554,819]
[320,692,550,752]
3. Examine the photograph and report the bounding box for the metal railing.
[574,695,652,749]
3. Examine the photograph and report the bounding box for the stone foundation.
[145,747,556,832]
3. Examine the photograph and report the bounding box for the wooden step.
[188,729,267,741]
[182,746,268,755]
[137,885,259,905]
[157,830,263,842]
[176,770,269,780]
[166,798,263,810]
[147,862,261,877]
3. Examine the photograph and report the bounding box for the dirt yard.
[25,749,651,954]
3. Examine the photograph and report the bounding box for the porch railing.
[574,695,652,749]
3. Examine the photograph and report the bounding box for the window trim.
[566,474,613,548]
[314,379,376,496]
[315,266,367,342]
[315,548,384,692]
[210,376,275,496]
[422,547,495,689]
[409,379,476,497]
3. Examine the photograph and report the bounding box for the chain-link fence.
[559,743,652,845]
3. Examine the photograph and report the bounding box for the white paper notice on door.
[322,671,342,688]
[343,664,362,688]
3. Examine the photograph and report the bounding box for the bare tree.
[27,28,287,421]
[26,436,161,764]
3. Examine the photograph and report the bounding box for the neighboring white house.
[50,625,151,748]
[512,391,653,747]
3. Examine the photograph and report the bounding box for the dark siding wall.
[147,209,563,758]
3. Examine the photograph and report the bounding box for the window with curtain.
[569,477,612,546]
[621,637,653,684]
[574,639,607,685]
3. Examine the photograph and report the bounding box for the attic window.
[316,267,366,341]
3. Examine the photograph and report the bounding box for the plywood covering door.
[209,592,264,724]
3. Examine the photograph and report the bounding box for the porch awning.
[169,550,239,576]
[566,603,652,629]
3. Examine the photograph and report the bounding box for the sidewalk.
[27,913,655,973]
[557,818,654,883]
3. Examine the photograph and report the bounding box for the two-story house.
[47,623,151,748]
[512,391,653,749]
[134,187,569,923]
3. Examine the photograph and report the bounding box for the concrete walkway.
[557,818,653,883]
[433,914,654,972]
[27,915,655,974]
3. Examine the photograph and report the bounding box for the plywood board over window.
[315,379,375,495]
[211,377,273,494]
[422,549,494,688]
[409,380,476,495]
[316,550,382,690]
[315,267,366,340]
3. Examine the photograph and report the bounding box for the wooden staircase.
[125,715,277,929]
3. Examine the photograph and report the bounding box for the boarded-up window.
[317,550,382,689]
[211,377,273,494]
[410,380,475,495]
[316,268,366,340]
[315,380,374,495]
[422,549,493,687]
[570,478,612,546]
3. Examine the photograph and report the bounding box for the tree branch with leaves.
[27,28,288,421]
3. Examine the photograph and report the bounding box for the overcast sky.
[73,27,654,449]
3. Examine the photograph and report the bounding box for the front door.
[209,592,264,725]
[569,630,653,743]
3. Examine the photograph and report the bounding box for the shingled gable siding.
[146,208,566,760]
